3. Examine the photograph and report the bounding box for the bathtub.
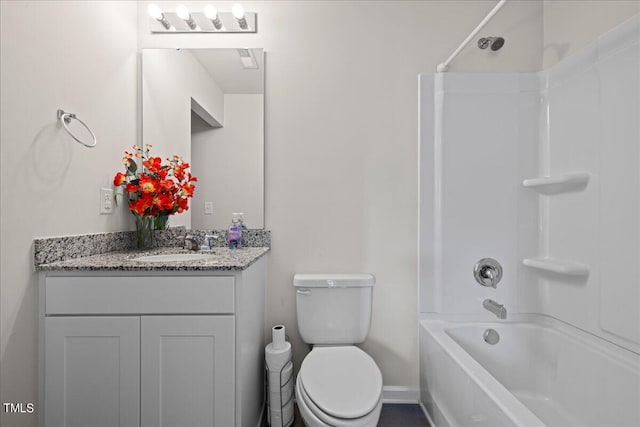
[419,315,640,427]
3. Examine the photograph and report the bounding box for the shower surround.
[419,16,639,426]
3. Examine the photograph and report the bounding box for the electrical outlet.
[100,188,114,214]
[204,201,213,215]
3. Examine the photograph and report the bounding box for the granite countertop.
[36,246,270,272]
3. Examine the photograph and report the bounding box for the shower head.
[490,37,505,51]
[478,36,505,51]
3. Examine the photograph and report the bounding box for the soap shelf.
[522,172,589,194]
[522,257,590,276]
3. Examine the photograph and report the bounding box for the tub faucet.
[483,299,507,319]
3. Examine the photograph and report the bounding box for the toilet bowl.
[295,346,383,427]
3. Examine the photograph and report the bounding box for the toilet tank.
[294,273,375,345]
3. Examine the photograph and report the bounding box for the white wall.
[138,0,543,391]
[543,0,639,68]
[192,94,264,230]
[0,1,138,426]
[142,48,226,227]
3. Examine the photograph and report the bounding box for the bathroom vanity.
[37,247,268,427]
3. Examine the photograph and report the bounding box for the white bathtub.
[419,315,640,427]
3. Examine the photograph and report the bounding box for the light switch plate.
[204,201,213,215]
[100,188,114,214]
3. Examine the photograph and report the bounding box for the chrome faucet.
[483,299,507,319]
[184,235,200,251]
[474,258,503,288]
[200,234,220,250]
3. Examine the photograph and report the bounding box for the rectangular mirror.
[141,48,264,229]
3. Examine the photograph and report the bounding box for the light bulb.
[147,4,163,20]
[232,4,245,20]
[176,5,191,21]
[203,5,217,20]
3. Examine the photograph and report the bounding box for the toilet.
[294,274,383,427]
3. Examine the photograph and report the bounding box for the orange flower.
[179,183,196,198]
[138,174,159,194]
[143,156,163,174]
[128,194,154,215]
[113,172,127,186]
[114,145,197,218]
[125,182,139,193]
[153,193,174,211]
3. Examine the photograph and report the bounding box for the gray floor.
[286,403,430,427]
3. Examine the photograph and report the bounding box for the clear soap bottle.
[227,214,242,249]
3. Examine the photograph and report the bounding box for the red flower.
[153,193,174,211]
[128,194,154,215]
[143,156,163,174]
[113,145,197,220]
[113,172,127,186]
[125,182,139,193]
[138,174,159,194]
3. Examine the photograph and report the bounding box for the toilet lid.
[299,346,382,419]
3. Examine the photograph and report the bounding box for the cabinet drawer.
[45,276,235,315]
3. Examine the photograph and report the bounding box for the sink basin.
[132,253,217,263]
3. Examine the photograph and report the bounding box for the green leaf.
[128,160,138,174]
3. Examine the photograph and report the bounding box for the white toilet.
[294,273,383,427]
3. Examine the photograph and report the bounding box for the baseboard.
[382,386,420,404]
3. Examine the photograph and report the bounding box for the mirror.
[141,48,264,229]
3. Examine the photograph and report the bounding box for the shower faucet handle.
[474,258,503,288]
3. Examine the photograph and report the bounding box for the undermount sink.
[132,253,217,263]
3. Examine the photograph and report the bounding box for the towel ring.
[57,109,97,148]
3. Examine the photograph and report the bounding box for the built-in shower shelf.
[522,172,589,193]
[522,257,590,276]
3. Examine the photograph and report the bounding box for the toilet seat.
[297,376,383,427]
[296,346,383,427]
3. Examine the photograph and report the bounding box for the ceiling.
[189,48,264,94]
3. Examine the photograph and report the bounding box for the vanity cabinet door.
[44,317,140,427]
[140,316,235,427]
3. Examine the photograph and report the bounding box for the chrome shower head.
[490,37,505,51]
[478,36,505,51]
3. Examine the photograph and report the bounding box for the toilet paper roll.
[268,399,294,427]
[272,325,286,350]
[269,379,294,409]
[265,341,292,373]
[268,360,294,408]
[268,360,293,391]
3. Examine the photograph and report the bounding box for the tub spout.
[483,299,507,319]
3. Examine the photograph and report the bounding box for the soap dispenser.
[227,214,242,249]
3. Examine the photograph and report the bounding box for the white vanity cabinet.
[39,256,266,427]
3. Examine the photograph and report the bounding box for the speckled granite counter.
[34,229,270,272]
[36,246,269,272]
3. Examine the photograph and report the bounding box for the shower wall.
[419,16,639,353]
[418,73,540,316]
[540,16,639,352]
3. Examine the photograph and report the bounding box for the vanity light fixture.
[147,4,171,30]
[147,3,256,33]
[232,4,248,30]
[204,5,223,30]
[176,5,198,30]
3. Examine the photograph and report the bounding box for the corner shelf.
[522,172,589,194]
[522,257,590,276]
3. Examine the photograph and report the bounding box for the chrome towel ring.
[57,109,97,148]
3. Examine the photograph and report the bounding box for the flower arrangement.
[113,144,197,247]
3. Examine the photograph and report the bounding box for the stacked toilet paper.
[266,325,294,427]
